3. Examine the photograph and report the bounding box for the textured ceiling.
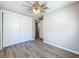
[0,1,77,17]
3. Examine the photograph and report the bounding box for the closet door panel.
[3,12,20,47]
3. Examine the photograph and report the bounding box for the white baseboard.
[0,47,2,50]
[44,41,79,55]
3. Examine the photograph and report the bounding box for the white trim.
[0,47,2,50]
[0,10,3,49]
[44,41,79,55]
[1,10,23,17]
[1,10,30,18]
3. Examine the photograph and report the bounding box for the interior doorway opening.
[35,15,43,41]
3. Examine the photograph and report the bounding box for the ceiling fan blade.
[26,10,33,13]
[41,4,46,8]
[29,11,33,13]
[25,1,33,6]
[22,4,32,8]
[26,8,32,11]
[41,2,47,6]
[42,7,48,10]
[41,2,48,9]
[41,10,47,13]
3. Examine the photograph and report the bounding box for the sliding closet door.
[3,11,32,47]
[3,12,20,47]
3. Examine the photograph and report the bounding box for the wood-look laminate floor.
[0,40,79,58]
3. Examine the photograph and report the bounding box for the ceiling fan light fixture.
[33,8,40,14]
[24,1,48,15]
[32,2,41,14]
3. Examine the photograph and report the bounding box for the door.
[3,11,32,47]
[3,12,20,47]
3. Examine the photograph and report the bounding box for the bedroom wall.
[43,3,79,54]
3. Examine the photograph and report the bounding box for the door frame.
[0,10,3,49]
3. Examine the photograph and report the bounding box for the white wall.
[32,17,35,40]
[0,10,33,48]
[43,3,79,54]
[39,20,43,38]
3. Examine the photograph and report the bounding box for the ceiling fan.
[23,1,48,15]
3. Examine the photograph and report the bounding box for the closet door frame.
[1,10,21,48]
[2,10,21,47]
[0,10,3,49]
[0,10,33,48]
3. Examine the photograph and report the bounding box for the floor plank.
[0,40,79,58]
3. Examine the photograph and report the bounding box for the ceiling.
[0,1,77,17]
